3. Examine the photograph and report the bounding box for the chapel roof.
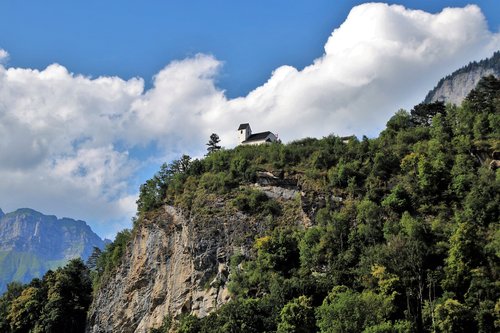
[238,123,251,130]
[243,131,273,143]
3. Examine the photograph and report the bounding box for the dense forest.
[0,76,498,332]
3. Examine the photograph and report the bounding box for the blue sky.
[2,1,498,97]
[0,1,499,238]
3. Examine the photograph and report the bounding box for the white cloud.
[0,3,498,237]
[0,49,8,63]
[225,3,500,142]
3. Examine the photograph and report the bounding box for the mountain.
[0,208,106,292]
[424,51,500,105]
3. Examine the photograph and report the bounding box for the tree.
[86,246,102,271]
[206,133,221,155]
[39,259,92,333]
[434,298,474,333]
[169,155,192,174]
[0,282,24,332]
[410,101,446,126]
[277,296,315,333]
[136,178,162,213]
[316,286,394,333]
[7,286,43,332]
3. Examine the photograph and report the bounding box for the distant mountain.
[424,51,500,105]
[0,208,106,292]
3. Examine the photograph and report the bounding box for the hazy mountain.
[0,208,106,292]
[424,51,500,105]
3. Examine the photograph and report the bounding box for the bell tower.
[238,123,251,144]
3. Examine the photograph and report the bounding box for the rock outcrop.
[424,51,499,105]
[87,166,348,332]
[87,203,269,333]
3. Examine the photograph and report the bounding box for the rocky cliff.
[0,208,106,292]
[87,172,314,332]
[424,51,499,105]
[88,205,258,332]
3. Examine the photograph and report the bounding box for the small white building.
[238,123,278,145]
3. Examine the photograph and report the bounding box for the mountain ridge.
[424,51,500,104]
[0,207,106,293]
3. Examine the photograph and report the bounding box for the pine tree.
[206,133,221,155]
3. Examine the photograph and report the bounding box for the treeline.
[147,76,499,332]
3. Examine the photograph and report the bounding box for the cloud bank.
[0,3,498,237]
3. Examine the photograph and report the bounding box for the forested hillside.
[138,75,499,332]
[1,76,498,333]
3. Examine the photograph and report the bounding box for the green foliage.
[381,184,411,213]
[362,320,411,333]
[92,229,131,289]
[0,259,92,333]
[177,314,200,333]
[276,295,315,333]
[0,282,24,332]
[410,101,446,126]
[206,133,222,155]
[232,188,281,216]
[316,286,395,333]
[197,297,278,333]
[136,155,195,213]
[434,298,474,333]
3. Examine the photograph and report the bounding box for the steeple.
[238,123,252,144]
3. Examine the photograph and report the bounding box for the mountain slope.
[424,51,500,105]
[0,208,106,292]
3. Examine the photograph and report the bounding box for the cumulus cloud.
[227,3,500,141]
[0,3,498,237]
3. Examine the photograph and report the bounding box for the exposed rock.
[424,51,499,105]
[253,184,301,201]
[256,170,297,188]
[87,203,268,333]
[489,160,500,170]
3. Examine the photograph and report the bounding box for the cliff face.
[0,208,106,292]
[87,203,269,333]
[424,51,499,105]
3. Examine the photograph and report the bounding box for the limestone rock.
[424,51,499,105]
[87,204,267,333]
